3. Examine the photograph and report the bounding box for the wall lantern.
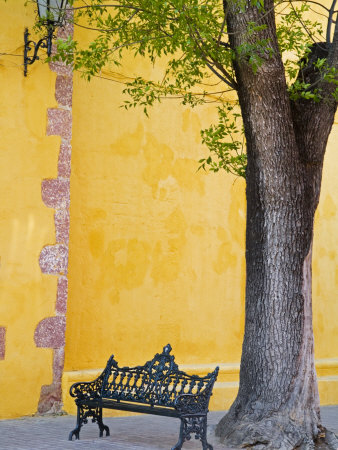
[24,1,69,76]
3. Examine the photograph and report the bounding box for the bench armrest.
[69,374,104,400]
[173,366,219,415]
[69,354,119,401]
[174,391,210,416]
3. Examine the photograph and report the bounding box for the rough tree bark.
[215,1,338,449]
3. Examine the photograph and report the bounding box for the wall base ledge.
[62,359,338,414]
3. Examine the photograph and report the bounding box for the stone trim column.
[0,327,6,360]
[34,17,74,415]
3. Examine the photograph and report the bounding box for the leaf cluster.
[199,103,246,178]
[276,2,324,98]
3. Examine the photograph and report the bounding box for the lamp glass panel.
[37,0,67,23]
[36,1,48,20]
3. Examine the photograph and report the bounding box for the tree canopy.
[48,0,338,179]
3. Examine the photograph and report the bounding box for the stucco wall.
[64,71,247,363]
[0,2,59,418]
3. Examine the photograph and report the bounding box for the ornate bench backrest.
[100,344,218,408]
[143,344,178,379]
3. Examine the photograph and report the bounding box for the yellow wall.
[313,122,338,357]
[0,2,59,418]
[64,69,247,369]
[0,2,337,420]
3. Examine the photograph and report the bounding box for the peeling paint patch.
[34,316,66,348]
[0,327,5,360]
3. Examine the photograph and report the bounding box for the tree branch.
[72,10,139,33]
[328,7,338,67]
[181,12,237,89]
[206,63,237,89]
[327,0,337,43]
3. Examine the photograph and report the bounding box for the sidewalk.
[0,407,337,450]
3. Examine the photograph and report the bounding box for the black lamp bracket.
[24,25,55,77]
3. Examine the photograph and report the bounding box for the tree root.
[214,414,338,449]
[316,428,338,450]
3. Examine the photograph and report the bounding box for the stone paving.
[0,407,337,450]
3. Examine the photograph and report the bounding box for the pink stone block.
[55,209,70,244]
[41,178,70,209]
[53,347,65,382]
[58,142,71,178]
[34,316,66,348]
[55,75,73,107]
[39,244,68,275]
[49,12,73,76]
[57,19,74,40]
[0,327,5,360]
[47,109,72,141]
[56,276,68,315]
[37,383,62,414]
[57,10,74,40]
[49,61,73,77]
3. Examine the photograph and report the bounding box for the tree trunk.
[216,2,338,448]
[216,133,324,448]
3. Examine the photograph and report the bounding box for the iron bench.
[68,344,219,449]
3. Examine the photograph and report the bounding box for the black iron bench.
[68,344,219,449]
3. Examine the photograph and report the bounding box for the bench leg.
[97,407,110,438]
[68,405,110,441]
[68,404,84,440]
[171,419,185,450]
[172,416,213,450]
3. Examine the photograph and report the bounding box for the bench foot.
[69,404,85,441]
[172,416,213,450]
[98,419,110,438]
[68,428,80,441]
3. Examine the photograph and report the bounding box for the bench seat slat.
[80,398,180,418]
